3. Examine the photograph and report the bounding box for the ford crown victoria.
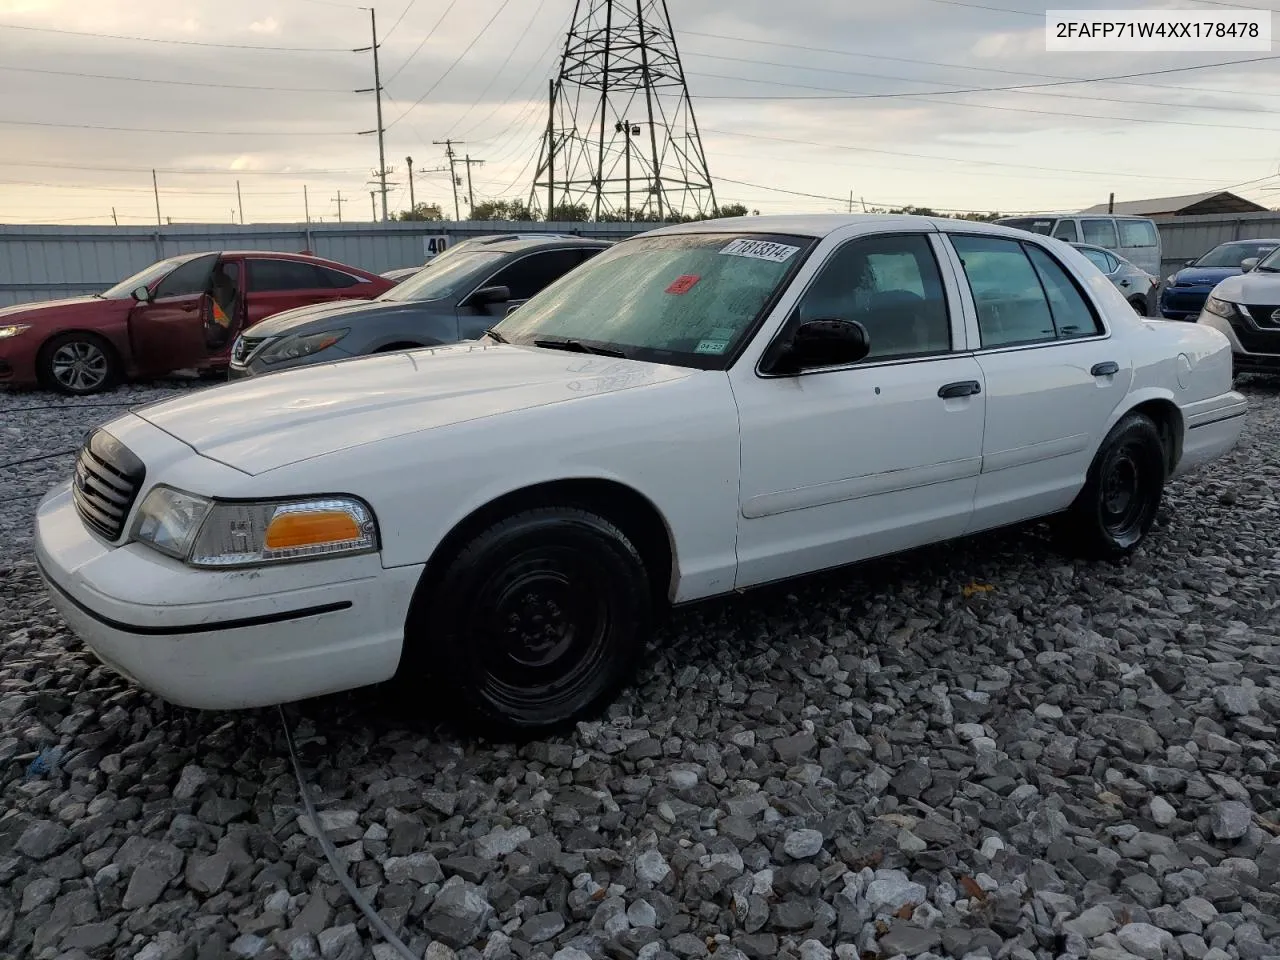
[34,215,1247,733]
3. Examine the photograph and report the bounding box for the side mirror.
[131,285,153,303]
[1240,257,1259,273]
[769,318,870,374]
[469,285,510,307]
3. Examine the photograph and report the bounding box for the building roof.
[1078,191,1268,216]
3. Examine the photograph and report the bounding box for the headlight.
[1165,275,1177,285]
[0,323,31,339]
[257,329,349,365]
[132,487,378,567]
[1203,296,1240,320]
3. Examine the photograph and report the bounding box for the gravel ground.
[0,379,1278,960]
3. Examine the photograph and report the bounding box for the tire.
[403,507,652,736]
[38,332,120,395]
[1055,412,1166,560]
[1128,297,1148,316]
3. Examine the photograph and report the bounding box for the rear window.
[998,217,1055,236]
[1118,220,1158,248]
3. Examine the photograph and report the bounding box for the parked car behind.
[36,215,1245,734]
[996,214,1162,276]
[0,251,392,394]
[381,266,423,285]
[1160,238,1280,320]
[1071,242,1159,314]
[229,235,609,379]
[1198,244,1280,375]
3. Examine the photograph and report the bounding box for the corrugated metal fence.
[0,220,661,306]
[4,212,1280,307]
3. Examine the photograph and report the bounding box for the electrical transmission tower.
[528,0,717,222]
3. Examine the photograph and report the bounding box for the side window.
[246,259,325,293]
[1080,248,1111,272]
[1024,245,1104,338]
[794,233,951,362]
[1118,220,1157,248]
[1105,252,1122,273]
[951,235,1056,348]
[1052,220,1079,243]
[487,250,585,300]
[153,254,217,299]
[1081,219,1119,248]
[317,266,362,289]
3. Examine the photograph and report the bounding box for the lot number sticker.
[720,238,799,263]
[695,339,729,355]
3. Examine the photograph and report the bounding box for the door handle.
[938,380,981,399]
[1091,361,1119,377]
[1120,279,1130,286]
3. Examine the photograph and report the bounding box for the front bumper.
[1199,313,1280,374]
[35,483,422,709]
[0,333,41,386]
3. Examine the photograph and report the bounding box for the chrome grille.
[72,431,144,542]
[231,334,274,365]
[1243,304,1280,329]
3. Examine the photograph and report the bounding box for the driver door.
[729,229,986,589]
[128,253,218,376]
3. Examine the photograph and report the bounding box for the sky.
[0,0,1277,224]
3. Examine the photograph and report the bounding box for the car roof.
[644,213,1037,241]
[457,234,614,252]
[1212,238,1280,246]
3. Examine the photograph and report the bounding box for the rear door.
[244,258,356,326]
[456,247,596,340]
[128,253,218,376]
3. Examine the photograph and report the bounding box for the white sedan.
[35,215,1246,734]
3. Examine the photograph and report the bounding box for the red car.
[0,250,394,394]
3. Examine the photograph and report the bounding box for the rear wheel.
[38,333,120,395]
[1128,297,1148,316]
[401,507,651,735]
[1055,412,1166,560]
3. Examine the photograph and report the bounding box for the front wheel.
[1055,412,1166,560]
[38,332,120,395]
[402,507,652,736]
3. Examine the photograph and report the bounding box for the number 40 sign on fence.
[423,235,450,259]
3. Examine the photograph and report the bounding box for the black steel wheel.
[1056,412,1166,560]
[38,332,120,395]
[406,507,651,735]
[1128,297,1148,316]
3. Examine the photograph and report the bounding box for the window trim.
[753,230,961,379]
[462,245,608,305]
[943,232,1112,355]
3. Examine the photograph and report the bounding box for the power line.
[389,0,515,128]
[681,30,1280,100]
[916,0,1038,14]
[443,0,549,138]
[0,64,350,94]
[0,22,351,52]
[385,0,459,83]
[0,118,354,136]
[0,159,370,176]
[383,0,418,42]
[713,174,1056,214]
[690,54,1280,101]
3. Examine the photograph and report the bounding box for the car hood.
[1172,266,1239,287]
[1210,269,1280,305]
[245,298,404,337]
[0,296,121,323]
[131,342,695,474]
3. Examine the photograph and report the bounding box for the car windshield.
[493,232,815,368]
[1194,242,1279,268]
[1256,247,1280,272]
[999,218,1055,235]
[378,250,503,302]
[99,255,197,299]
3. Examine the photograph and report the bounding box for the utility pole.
[230,208,236,224]
[848,191,853,214]
[111,207,118,226]
[151,169,162,226]
[547,79,556,217]
[304,184,310,223]
[236,180,244,225]
[370,190,377,221]
[332,189,346,223]
[616,120,640,219]
[1108,191,1115,214]
[355,8,389,221]
[462,155,485,217]
[406,155,416,212]
[434,139,463,220]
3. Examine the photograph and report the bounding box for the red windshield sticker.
[665,274,701,295]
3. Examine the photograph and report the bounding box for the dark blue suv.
[1160,238,1280,320]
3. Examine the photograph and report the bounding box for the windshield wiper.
[485,328,509,343]
[532,336,626,358]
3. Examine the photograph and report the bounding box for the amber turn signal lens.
[264,510,362,550]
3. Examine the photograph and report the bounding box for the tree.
[396,202,444,222]
[545,203,591,222]
[469,199,535,221]
[713,203,750,218]
[871,205,1003,222]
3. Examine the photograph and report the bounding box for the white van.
[995,215,1162,277]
